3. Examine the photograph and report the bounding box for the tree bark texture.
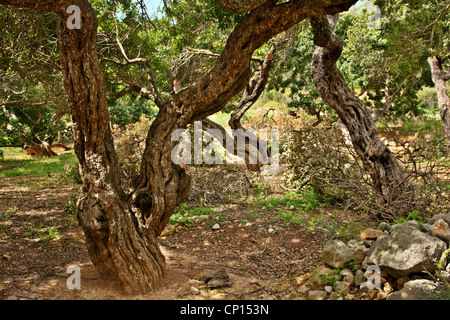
[428,56,450,146]
[0,0,358,293]
[310,15,415,220]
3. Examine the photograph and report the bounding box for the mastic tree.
[376,0,450,141]
[0,7,68,148]
[0,0,358,293]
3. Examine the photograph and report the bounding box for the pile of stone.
[301,213,450,300]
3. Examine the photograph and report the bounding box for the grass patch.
[251,188,319,212]
[0,151,77,178]
[24,223,60,243]
[169,200,216,227]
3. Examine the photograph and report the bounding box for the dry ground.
[0,165,357,300]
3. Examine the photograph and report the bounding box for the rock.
[359,282,370,293]
[420,223,431,233]
[190,286,200,295]
[360,228,384,240]
[307,265,334,288]
[376,290,388,300]
[308,290,328,300]
[354,245,369,265]
[445,213,450,226]
[387,279,437,300]
[204,269,233,288]
[335,281,351,295]
[347,239,358,248]
[368,289,379,299]
[429,219,450,243]
[378,222,391,232]
[355,269,366,287]
[428,214,446,225]
[298,285,310,294]
[391,220,421,232]
[321,240,354,269]
[362,240,374,247]
[345,294,355,300]
[211,223,220,230]
[396,276,409,289]
[441,270,450,282]
[189,279,204,286]
[383,282,394,294]
[324,286,333,293]
[366,226,447,278]
[340,268,355,285]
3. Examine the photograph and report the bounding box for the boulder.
[308,290,327,300]
[354,245,368,265]
[354,269,366,287]
[391,220,421,232]
[429,219,450,243]
[321,240,354,269]
[378,222,391,232]
[428,213,446,225]
[307,265,334,288]
[366,226,447,278]
[387,279,437,300]
[360,228,384,240]
[340,268,355,285]
[335,281,351,295]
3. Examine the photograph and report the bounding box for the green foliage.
[251,188,319,213]
[40,226,60,243]
[374,0,449,116]
[24,223,60,243]
[317,268,342,288]
[392,210,425,226]
[109,100,158,128]
[0,206,18,222]
[169,200,215,227]
[393,117,448,160]
[276,209,305,226]
[0,8,69,147]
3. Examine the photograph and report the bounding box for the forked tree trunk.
[428,56,450,148]
[0,0,358,293]
[310,15,415,219]
[55,2,168,292]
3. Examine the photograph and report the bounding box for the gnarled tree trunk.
[310,15,415,220]
[0,0,358,293]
